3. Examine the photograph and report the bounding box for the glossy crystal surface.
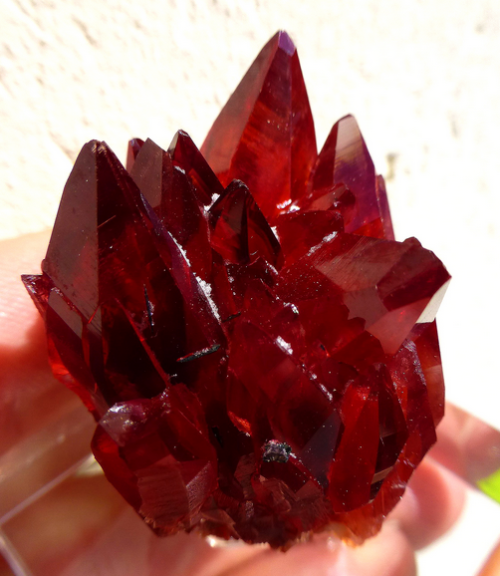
[22,31,449,549]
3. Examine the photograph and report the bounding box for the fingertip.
[430,404,500,485]
[389,458,466,549]
[0,230,51,347]
[343,522,417,576]
[221,523,416,576]
[0,230,80,459]
[216,537,342,576]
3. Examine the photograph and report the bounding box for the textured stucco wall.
[2,1,500,574]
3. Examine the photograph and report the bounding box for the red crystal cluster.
[22,31,450,548]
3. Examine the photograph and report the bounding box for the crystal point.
[201,31,316,222]
[311,115,394,239]
[126,138,145,172]
[168,130,224,205]
[209,180,281,266]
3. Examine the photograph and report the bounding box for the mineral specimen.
[22,31,450,549]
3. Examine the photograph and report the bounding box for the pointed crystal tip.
[277,30,296,55]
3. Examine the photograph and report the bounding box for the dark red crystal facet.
[23,31,450,549]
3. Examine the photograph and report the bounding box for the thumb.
[0,230,94,526]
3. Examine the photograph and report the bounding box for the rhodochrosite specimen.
[22,31,450,549]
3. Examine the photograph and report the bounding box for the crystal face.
[22,31,450,549]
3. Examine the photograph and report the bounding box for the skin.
[0,231,498,576]
[479,541,500,576]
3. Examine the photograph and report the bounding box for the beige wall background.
[2,0,500,574]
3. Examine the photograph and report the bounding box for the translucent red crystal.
[22,31,450,549]
[201,31,317,222]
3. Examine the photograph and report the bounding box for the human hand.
[0,231,497,576]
